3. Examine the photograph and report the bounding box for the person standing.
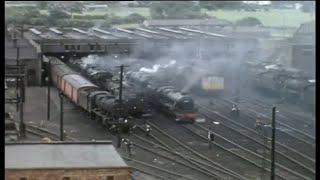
[208,131,215,149]
[145,124,151,136]
[255,115,262,132]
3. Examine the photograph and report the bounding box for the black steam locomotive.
[126,71,201,123]
[69,59,145,118]
[244,61,315,108]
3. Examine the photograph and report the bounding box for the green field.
[40,7,150,17]
[40,8,313,28]
[203,9,314,27]
[73,7,150,17]
[113,23,141,28]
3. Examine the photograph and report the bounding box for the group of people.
[231,104,240,117]
[110,121,152,158]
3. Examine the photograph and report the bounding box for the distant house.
[5,141,130,180]
[84,4,108,10]
[143,18,232,28]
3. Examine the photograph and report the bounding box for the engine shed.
[7,25,258,86]
[290,21,315,75]
[5,141,130,180]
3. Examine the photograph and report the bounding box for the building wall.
[291,45,315,75]
[6,168,130,180]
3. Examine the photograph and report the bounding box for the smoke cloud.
[72,37,262,95]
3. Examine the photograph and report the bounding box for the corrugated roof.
[5,141,128,169]
[52,65,77,77]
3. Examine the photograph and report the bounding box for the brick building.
[5,141,130,180]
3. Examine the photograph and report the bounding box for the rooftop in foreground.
[5,141,128,169]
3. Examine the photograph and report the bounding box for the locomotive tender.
[49,57,134,133]
[126,71,202,123]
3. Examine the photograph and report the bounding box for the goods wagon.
[61,74,98,105]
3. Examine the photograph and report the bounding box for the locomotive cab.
[172,97,197,123]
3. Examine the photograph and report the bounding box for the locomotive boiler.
[126,71,201,123]
[69,59,145,118]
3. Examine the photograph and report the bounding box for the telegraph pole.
[40,42,44,87]
[117,64,129,112]
[16,47,20,90]
[59,91,64,141]
[17,45,26,137]
[16,47,20,111]
[19,77,26,137]
[270,106,276,180]
[47,59,51,121]
[119,65,124,110]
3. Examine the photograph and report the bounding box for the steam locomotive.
[49,57,135,133]
[69,59,145,118]
[244,61,315,108]
[126,71,202,123]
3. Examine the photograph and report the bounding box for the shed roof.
[5,141,128,169]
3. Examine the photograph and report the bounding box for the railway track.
[145,116,291,180]
[233,96,315,138]
[10,119,77,141]
[125,157,195,180]
[14,119,198,180]
[195,102,315,179]
[218,98,315,157]
[128,124,245,180]
[122,128,222,180]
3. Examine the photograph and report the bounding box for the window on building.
[70,45,75,51]
[65,45,69,51]
[106,176,114,180]
[77,45,80,51]
[90,45,95,51]
[62,177,70,180]
[96,44,101,51]
[302,49,313,56]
